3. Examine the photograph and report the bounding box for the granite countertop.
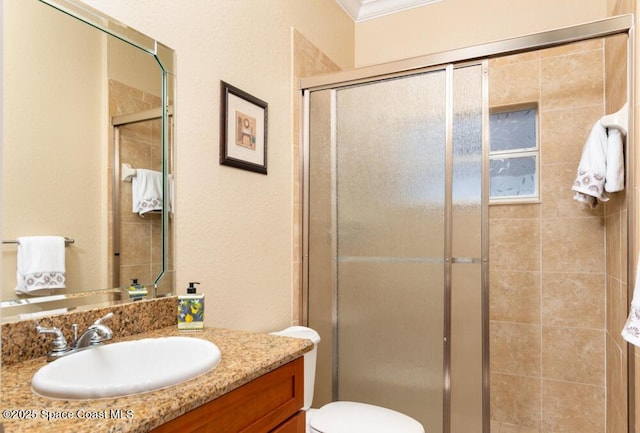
[1,326,312,433]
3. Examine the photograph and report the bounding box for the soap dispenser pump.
[187,281,198,294]
[178,282,204,330]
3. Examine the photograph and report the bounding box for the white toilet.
[272,326,425,433]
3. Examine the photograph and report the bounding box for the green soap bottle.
[178,282,204,330]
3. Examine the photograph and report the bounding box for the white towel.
[15,236,66,295]
[572,122,624,208]
[623,256,640,346]
[132,169,163,216]
[605,128,624,193]
[168,173,175,214]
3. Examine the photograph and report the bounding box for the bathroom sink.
[32,336,221,399]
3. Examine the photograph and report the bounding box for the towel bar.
[2,237,75,246]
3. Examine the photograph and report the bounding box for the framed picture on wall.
[220,81,268,174]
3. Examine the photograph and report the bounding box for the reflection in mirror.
[1,0,175,322]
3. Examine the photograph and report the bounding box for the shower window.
[489,105,539,203]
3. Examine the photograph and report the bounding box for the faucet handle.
[36,326,70,354]
[88,312,114,346]
[93,312,114,326]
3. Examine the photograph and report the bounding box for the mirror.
[1,0,175,322]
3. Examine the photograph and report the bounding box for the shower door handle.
[451,257,482,264]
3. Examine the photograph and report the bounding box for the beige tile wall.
[489,39,613,433]
[108,80,165,291]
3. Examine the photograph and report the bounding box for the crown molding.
[336,0,441,22]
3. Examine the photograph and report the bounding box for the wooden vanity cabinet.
[151,357,305,433]
[269,412,305,433]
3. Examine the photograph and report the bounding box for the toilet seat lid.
[310,401,424,433]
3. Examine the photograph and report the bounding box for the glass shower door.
[450,64,485,433]
[306,63,485,433]
[334,71,447,430]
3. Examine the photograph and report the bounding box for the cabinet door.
[270,412,305,433]
[152,357,304,433]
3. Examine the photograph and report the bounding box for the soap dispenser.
[127,278,148,301]
[178,282,204,330]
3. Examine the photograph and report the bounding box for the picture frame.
[220,81,268,174]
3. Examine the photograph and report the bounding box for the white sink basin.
[32,336,221,399]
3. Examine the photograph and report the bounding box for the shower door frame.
[300,13,635,433]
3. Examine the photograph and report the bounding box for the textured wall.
[354,0,607,66]
[82,0,355,332]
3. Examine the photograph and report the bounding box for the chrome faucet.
[36,312,114,361]
[34,326,70,361]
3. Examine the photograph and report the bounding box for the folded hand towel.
[132,169,163,216]
[572,121,625,208]
[623,256,640,346]
[15,236,66,295]
[572,122,608,207]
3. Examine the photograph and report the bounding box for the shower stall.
[301,15,633,433]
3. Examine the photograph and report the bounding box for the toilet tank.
[271,326,321,411]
